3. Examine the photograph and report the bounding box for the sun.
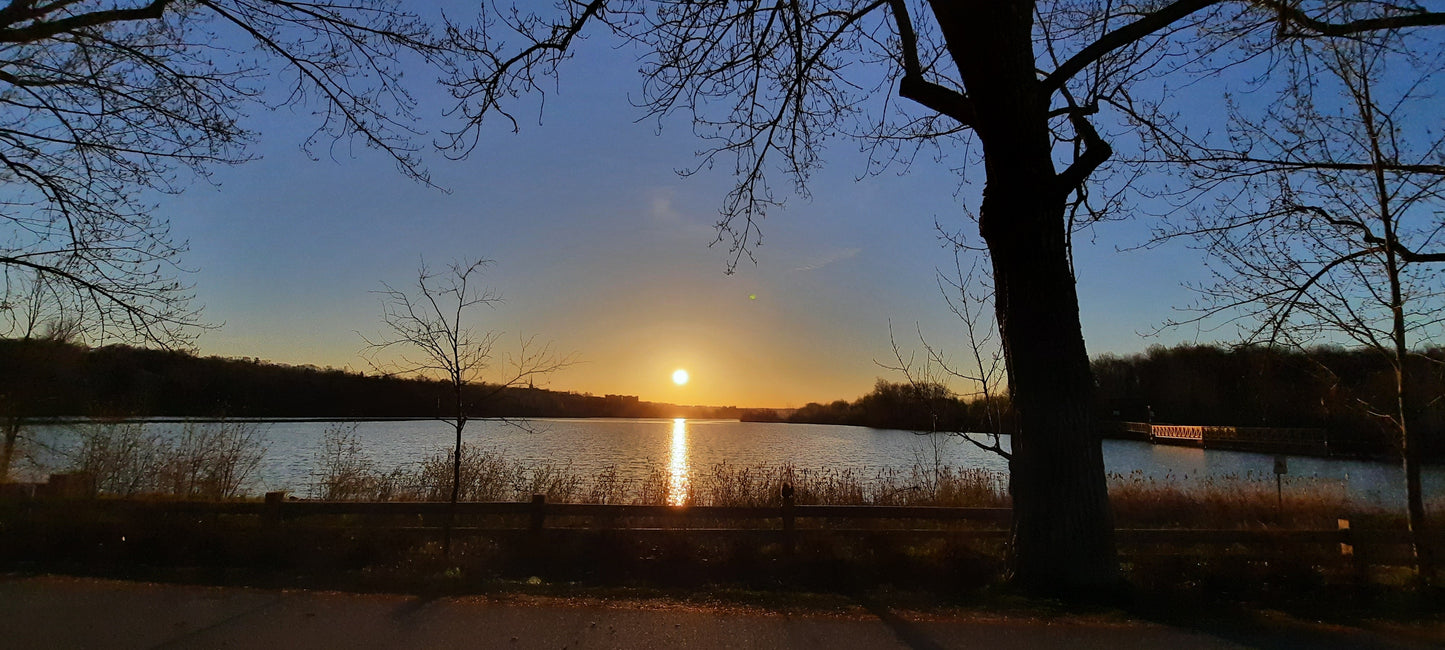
[672,369,690,385]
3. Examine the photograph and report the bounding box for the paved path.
[0,575,1431,649]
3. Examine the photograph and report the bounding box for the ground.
[1,574,1440,649]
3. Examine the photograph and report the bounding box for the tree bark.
[930,0,1119,595]
[1399,363,1434,585]
[1366,87,1434,584]
[1387,246,1433,584]
[0,416,19,482]
[452,418,464,506]
[445,395,465,557]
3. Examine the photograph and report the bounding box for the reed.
[306,435,1432,534]
[1106,469,1374,528]
[310,438,1398,524]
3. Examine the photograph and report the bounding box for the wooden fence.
[4,492,1432,569]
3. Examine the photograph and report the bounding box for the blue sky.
[157,20,1218,408]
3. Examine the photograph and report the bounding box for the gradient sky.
[154,23,1220,409]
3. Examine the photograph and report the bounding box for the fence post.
[527,494,548,577]
[42,472,96,499]
[264,491,286,526]
[1339,517,1367,585]
[530,494,547,532]
[781,485,795,555]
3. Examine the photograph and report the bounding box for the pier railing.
[1116,421,1329,454]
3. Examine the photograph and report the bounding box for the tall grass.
[309,432,1011,507]
[308,430,1399,529]
[309,424,584,502]
[68,421,266,499]
[1106,470,1371,528]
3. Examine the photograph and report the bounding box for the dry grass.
[309,429,1012,508]
[309,424,1429,530]
[309,431,1395,529]
[310,425,586,502]
[1106,470,1397,529]
[10,430,1440,608]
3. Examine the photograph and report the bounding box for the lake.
[20,418,1444,509]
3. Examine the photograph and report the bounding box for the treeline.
[741,379,1014,433]
[749,344,1444,457]
[0,339,738,420]
[1094,344,1445,456]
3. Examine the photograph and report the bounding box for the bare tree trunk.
[0,416,20,482]
[986,179,1118,594]
[1388,256,1433,584]
[452,419,464,506]
[987,193,1117,594]
[1398,365,1433,585]
[1364,82,1434,584]
[933,0,1118,595]
[445,395,465,557]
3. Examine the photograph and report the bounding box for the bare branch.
[1044,0,1218,93]
[1265,0,1445,37]
[1,1,452,345]
[887,0,973,125]
[0,1,172,44]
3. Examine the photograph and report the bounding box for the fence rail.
[6,493,1434,553]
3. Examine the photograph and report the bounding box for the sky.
[153,16,1221,410]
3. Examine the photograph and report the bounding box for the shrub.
[415,445,523,501]
[69,421,266,499]
[310,422,399,501]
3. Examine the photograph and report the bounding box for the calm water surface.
[25,418,1444,509]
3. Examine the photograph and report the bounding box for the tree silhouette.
[438,0,1445,594]
[1,1,451,345]
[1148,29,1445,583]
[361,258,572,554]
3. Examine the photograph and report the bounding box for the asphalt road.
[0,575,1433,649]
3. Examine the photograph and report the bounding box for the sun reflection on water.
[668,418,690,506]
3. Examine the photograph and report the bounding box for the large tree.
[440,0,1445,594]
[0,1,449,345]
[10,0,1444,595]
[1146,25,1445,582]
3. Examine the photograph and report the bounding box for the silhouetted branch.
[361,257,574,550]
[1264,0,1445,37]
[1,1,452,345]
[0,1,172,43]
[1044,0,1218,93]
[887,0,973,125]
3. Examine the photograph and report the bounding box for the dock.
[1113,422,1329,456]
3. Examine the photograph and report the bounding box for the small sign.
[1274,456,1288,475]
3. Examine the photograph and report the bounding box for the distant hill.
[0,339,739,420]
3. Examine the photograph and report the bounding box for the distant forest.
[3,339,1442,457]
[742,344,1445,458]
[0,339,739,420]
